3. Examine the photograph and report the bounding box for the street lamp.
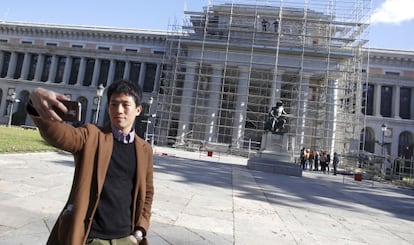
[381,123,387,155]
[145,97,154,141]
[7,92,20,127]
[94,84,105,125]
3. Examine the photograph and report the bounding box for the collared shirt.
[111,124,135,144]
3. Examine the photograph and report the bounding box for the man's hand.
[133,230,143,242]
[29,87,70,122]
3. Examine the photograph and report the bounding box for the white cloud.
[371,0,414,24]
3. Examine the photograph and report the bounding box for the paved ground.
[0,147,413,245]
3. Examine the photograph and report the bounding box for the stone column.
[205,65,222,142]
[106,59,116,86]
[411,88,414,120]
[89,58,101,88]
[298,76,310,147]
[138,62,146,89]
[76,57,87,85]
[232,67,249,148]
[326,79,338,154]
[0,51,4,73]
[393,85,400,119]
[177,63,195,145]
[123,61,131,80]
[271,73,282,107]
[91,58,101,87]
[153,63,162,93]
[374,83,381,116]
[47,55,58,83]
[6,52,17,78]
[20,53,31,80]
[62,56,72,85]
[34,54,45,82]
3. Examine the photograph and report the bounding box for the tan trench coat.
[31,117,154,245]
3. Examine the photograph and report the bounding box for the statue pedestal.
[247,132,302,177]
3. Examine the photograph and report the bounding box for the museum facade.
[0,2,412,162]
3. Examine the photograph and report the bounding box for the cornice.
[369,56,414,67]
[366,50,414,67]
[0,21,169,43]
[366,48,414,64]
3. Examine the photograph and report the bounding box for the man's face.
[108,92,142,133]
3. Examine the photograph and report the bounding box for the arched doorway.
[361,127,375,153]
[399,131,413,159]
[74,96,88,127]
[13,90,30,125]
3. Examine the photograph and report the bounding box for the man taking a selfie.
[27,79,154,245]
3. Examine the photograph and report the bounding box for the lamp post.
[381,123,387,155]
[150,113,156,147]
[145,97,153,142]
[7,92,20,127]
[94,84,105,125]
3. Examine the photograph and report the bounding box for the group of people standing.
[300,148,340,175]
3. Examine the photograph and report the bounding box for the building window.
[55,56,66,83]
[362,84,374,115]
[385,71,400,76]
[14,53,25,79]
[98,46,110,51]
[98,59,110,86]
[41,55,52,82]
[27,54,38,80]
[398,132,413,159]
[83,58,95,86]
[125,48,138,53]
[46,42,58,46]
[21,40,32,44]
[0,39,8,43]
[0,51,11,78]
[114,61,125,81]
[143,63,157,92]
[72,44,84,48]
[380,85,392,117]
[69,57,81,85]
[129,62,141,84]
[400,87,411,119]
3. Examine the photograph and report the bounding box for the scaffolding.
[155,0,371,158]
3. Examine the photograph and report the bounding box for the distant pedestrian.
[300,147,306,170]
[273,20,279,32]
[333,152,339,175]
[320,151,328,174]
[309,150,314,170]
[305,149,311,170]
[326,153,331,174]
[262,19,269,31]
[313,151,319,171]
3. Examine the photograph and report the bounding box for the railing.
[389,157,414,187]
[168,135,260,159]
[340,151,414,187]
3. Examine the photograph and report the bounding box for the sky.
[0,0,413,51]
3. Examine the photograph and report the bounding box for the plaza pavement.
[0,147,413,245]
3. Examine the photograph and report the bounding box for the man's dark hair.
[106,79,142,106]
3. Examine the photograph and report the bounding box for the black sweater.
[89,140,137,239]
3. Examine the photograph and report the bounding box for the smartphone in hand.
[53,100,82,122]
